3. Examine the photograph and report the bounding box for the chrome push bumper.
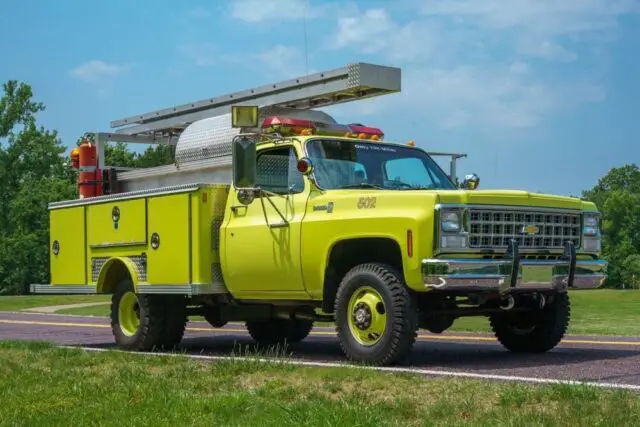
[422,241,607,293]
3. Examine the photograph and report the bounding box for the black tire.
[334,263,418,366]
[110,279,166,351]
[245,318,314,346]
[203,309,228,328]
[489,292,570,353]
[159,295,187,350]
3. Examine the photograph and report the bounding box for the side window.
[256,146,304,194]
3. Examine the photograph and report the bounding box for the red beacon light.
[260,115,385,141]
[261,116,316,136]
[347,123,384,141]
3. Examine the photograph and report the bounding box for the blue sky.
[1,0,639,197]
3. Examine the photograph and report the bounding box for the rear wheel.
[110,279,186,351]
[246,318,314,346]
[334,263,418,366]
[160,295,187,350]
[489,292,570,353]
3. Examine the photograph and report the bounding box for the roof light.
[262,116,316,135]
[260,115,384,141]
[347,124,384,140]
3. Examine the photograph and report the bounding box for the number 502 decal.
[357,196,377,209]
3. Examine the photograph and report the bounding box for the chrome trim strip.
[435,203,585,215]
[48,183,220,210]
[422,257,607,292]
[135,283,229,296]
[90,241,147,249]
[30,284,97,294]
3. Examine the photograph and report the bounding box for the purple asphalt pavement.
[2,311,640,386]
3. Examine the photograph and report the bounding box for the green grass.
[0,340,638,426]
[450,289,640,336]
[0,295,110,312]
[51,303,112,316]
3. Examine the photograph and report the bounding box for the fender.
[96,256,142,294]
[319,234,406,312]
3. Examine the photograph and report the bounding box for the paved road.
[2,311,640,387]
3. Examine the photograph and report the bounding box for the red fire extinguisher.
[77,140,103,198]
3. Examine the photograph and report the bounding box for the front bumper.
[422,241,607,293]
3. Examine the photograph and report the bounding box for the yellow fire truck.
[32,62,607,365]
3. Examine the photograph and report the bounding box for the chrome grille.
[468,208,581,250]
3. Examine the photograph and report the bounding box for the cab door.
[222,143,310,298]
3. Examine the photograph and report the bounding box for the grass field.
[0,340,638,426]
[1,289,639,336]
[0,294,110,312]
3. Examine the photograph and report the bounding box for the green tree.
[621,254,640,289]
[0,80,76,294]
[136,144,175,168]
[75,131,174,168]
[583,164,640,288]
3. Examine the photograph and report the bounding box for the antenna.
[303,0,309,79]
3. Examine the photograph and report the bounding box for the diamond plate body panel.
[174,107,339,168]
[210,185,229,252]
[91,255,148,282]
[174,114,238,167]
[468,208,581,250]
[347,63,360,88]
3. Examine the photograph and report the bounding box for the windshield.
[305,139,456,190]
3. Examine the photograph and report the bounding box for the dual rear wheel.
[110,279,186,351]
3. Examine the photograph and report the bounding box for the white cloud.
[420,0,639,58]
[70,60,130,84]
[229,0,322,22]
[253,45,308,78]
[323,1,636,132]
[420,0,638,35]
[330,9,438,61]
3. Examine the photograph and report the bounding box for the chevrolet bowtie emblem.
[521,225,540,235]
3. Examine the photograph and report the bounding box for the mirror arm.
[258,191,290,229]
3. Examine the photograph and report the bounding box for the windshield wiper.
[336,183,385,190]
[397,185,434,190]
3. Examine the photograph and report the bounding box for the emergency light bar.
[261,115,384,141]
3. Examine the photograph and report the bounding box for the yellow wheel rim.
[118,291,140,337]
[347,286,387,346]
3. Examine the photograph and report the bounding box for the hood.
[434,189,587,210]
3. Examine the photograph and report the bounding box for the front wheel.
[334,263,419,366]
[489,292,570,353]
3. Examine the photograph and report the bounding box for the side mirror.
[232,135,257,204]
[461,173,480,190]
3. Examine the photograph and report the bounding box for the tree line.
[0,80,638,294]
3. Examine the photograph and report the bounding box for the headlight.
[441,211,461,232]
[582,213,602,252]
[583,214,601,237]
[438,208,468,249]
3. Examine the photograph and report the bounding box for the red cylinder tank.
[78,141,102,198]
